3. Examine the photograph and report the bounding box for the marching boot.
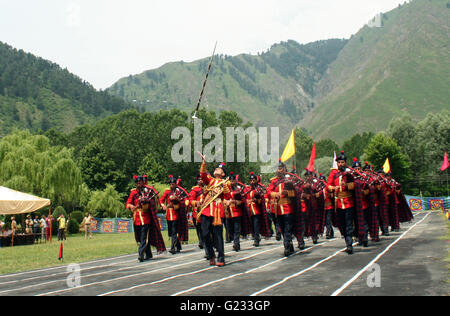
[298,240,305,250]
[345,245,354,255]
[312,236,318,244]
[276,232,282,241]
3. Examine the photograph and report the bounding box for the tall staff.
[192,42,218,119]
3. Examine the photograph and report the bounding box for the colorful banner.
[405,195,449,211]
[89,214,189,233]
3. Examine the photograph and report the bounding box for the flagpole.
[446,168,449,197]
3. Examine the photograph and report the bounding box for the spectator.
[82,212,93,240]
[33,215,41,243]
[40,215,47,242]
[45,215,53,241]
[57,214,66,241]
[25,215,33,235]
[11,217,17,234]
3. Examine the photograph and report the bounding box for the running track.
[0,211,447,296]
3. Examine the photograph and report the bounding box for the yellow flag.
[383,158,391,173]
[281,129,296,162]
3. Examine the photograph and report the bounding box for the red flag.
[441,152,449,171]
[58,242,63,261]
[306,143,317,172]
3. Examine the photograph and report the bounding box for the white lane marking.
[330,211,431,296]
[171,239,338,296]
[99,244,287,296]
[0,241,211,286]
[0,253,137,280]
[251,212,429,296]
[249,245,352,296]
[2,240,253,295]
[36,240,276,296]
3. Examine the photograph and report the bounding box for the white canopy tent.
[0,186,50,215]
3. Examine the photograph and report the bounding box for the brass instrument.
[196,178,230,224]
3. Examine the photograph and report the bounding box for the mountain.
[0,41,132,136]
[107,39,347,137]
[108,0,449,144]
[302,0,450,142]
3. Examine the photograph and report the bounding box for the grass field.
[0,230,200,275]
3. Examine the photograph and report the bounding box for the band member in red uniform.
[246,172,271,247]
[362,162,380,242]
[318,173,334,239]
[385,172,400,232]
[377,169,391,236]
[327,151,356,254]
[197,152,231,267]
[159,175,189,255]
[126,175,166,262]
[302,170,319,246]
[225,173,246,252]
[351,158,370,247]
[188,174,205,249]
[388,173,414,224]
[265,159,297,256]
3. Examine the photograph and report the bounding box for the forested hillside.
[0,41,132,135]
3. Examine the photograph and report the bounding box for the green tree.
[316,139,339,158]
[78,140,123,190]
[87,184,125,218]
[365,132,412,184]
[342,132,374,162]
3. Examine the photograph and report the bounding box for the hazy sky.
[0,0,403,90]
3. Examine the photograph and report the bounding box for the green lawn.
[0,230,200,275]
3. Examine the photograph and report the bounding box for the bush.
[67,218,79,234]
[70,211,84,224]
[52,206,68,218]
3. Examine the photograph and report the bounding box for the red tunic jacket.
[159,188,185,221]
[200,172,231,219]
[126,188,153,226]
[188,186,204,219]
[327,170,355,210]
[265,177,294,216]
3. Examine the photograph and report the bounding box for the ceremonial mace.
[192,42,218,119]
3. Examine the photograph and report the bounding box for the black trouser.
[201,215,225,263]
[251,215,261,242]
[192,217,204,247]
[57,228,66,241]
[226,217,241,247]
[267,211,280,236]
[135,224,152,259]
[337,208,354,247]
[359,208,370,243]
[296,212,305,245]
[223,217,232,242]
[167,220,181,251]
[325,209,334,237]
[33,227,40,242]
[277,214,293,250]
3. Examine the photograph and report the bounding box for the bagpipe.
[168,186,189,210]
[137,186,158,210]
[312,177,327,193]
[286,172,305,187]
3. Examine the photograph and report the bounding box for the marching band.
[126,151,414,265]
